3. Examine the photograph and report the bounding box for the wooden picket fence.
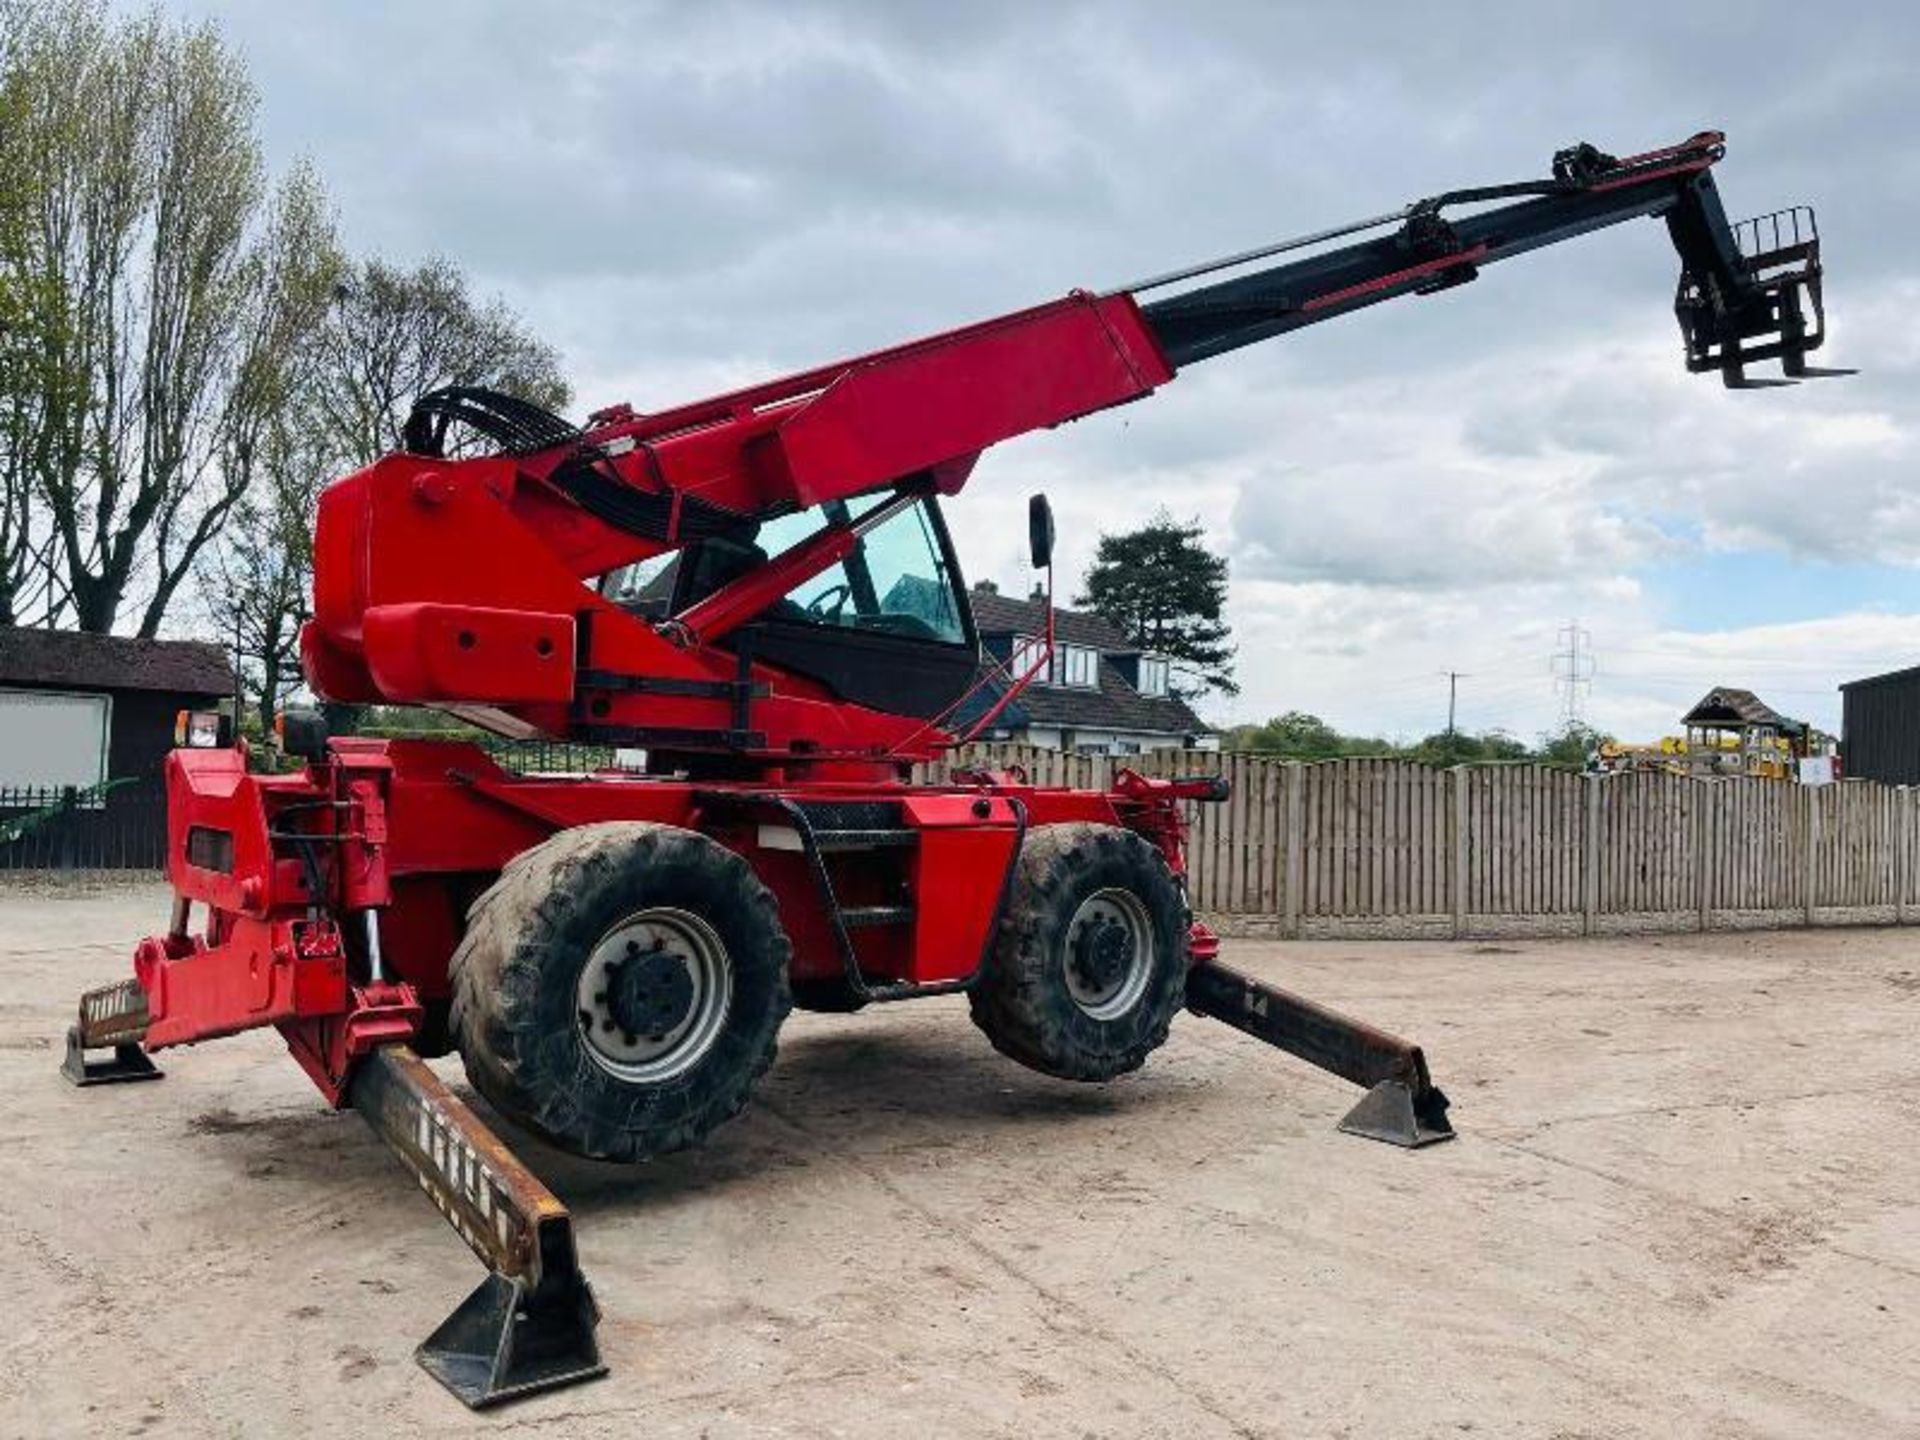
[928,746,1920,939]
[20,739,1911,939]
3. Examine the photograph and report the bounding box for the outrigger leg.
[1185,960,1454,1148]
[60,975,605,1408]
[347,1046,607,1408]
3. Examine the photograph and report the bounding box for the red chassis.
[143,738,1224,1104]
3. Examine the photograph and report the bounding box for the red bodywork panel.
[548,292,1169,522]
[304,456,948,760]
[899,794,1022,983]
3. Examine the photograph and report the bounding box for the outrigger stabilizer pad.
[418,1267,604,1409]
[1184,959,1455,1149]
[348,1045,607,1408]
[1337,1079,1454,1149]
[60,978,162,1086]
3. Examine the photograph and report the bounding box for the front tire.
[968,822,1188,1081]
[449,822,792,1162]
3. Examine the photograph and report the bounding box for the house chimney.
[1030,582,1045,602]
[972,578,998,596]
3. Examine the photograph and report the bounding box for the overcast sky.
[161,0,1920,741]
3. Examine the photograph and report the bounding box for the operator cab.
[602,494,982,719]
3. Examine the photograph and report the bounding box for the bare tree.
[0,146,31,622]
[201,411,331,735]
[0,0,60,624]
[309,255,571,462]
[0,1,338,635]
[206,254,570,727]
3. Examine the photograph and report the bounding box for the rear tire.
[448,822,792,1162]
[968,822,1188,1081]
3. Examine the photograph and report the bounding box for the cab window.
[600,551,681,617]
[746,499,968,644]
[602,497,968,646]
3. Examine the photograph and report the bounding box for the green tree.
[1076,511,1235,698]
[1225,713,1573,766]
[200,416,330,735]
[1225,700,1615,766]
[0,0,339,634]
[1226,710,1395,760]
[1536,721,1610,770]
[1406,728,1531,766]
[0,5,44,624]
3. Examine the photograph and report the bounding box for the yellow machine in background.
[1596,688,1834,780]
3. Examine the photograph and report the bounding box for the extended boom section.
[1132,133,1838,387]
[63,129,1841,1406]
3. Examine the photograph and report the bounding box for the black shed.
[1839,664,1920,785]
[0,626,233,868]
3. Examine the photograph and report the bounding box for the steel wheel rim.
[575,907,733,1083]
[1062,887,1154,1020]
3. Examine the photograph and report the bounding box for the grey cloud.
[206,0,1920,376]
[1229,459,1669,590]
[146,0,1920,729]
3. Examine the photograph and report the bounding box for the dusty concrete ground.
[1,881,1915,1439]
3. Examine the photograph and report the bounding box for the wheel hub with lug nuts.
[604,942,696,1043]
[576,907,733,1083]
[1071,916,1132,996]
[1061,887,1153,1021]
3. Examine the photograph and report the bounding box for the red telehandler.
[64,130,1842,1406]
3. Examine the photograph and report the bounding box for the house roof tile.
[0,626,234,697]
[969,590,1132,650]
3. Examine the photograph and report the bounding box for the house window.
[1138,656,1171,697]
[1008,637,1096,688]
[1057,644,1099,689]
[1010,633,1048,679]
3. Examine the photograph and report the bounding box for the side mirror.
[1028,494,1055,570]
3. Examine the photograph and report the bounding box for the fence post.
[1582,771,1601,935]
[1900,787,1911,926]
[1803,787,1819,927]
[1281,762,1303,940]
[57,785,76,872]
[1450,766,1469,940]
[1694,779,1710,933]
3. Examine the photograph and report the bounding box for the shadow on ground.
[178,1018,1201,1219]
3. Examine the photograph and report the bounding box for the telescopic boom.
[1127,131,1840,388]
[398,130,1840,557]
[305,130,1842,748]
